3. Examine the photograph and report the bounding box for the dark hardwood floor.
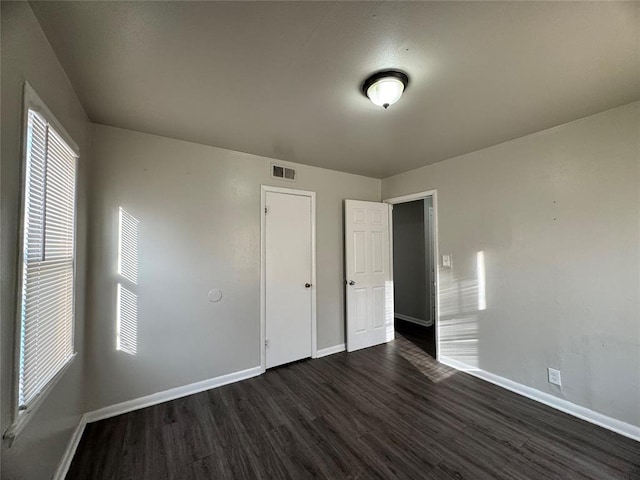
[394,318,436,358]
[67,336,640,479]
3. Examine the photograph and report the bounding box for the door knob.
[348,280,356,286]
[305,283,312,288]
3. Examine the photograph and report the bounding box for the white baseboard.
[53,414,87,480]
[84,365,262,424]
[439,356,640,442]
[395,313,433,328]
[316,343,346,358]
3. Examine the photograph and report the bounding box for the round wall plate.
[208,288,223,303]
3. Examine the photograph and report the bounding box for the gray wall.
[382,102,640,427]
[85,124,380,411]
[392,200,427,322]
[1,3,92,478]
[2,7,637,478]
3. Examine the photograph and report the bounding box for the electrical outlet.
[548,368,562,386]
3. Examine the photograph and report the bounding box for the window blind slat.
[21,351,73,404]
[22,284,72,313]
[45,163,75,192]
[22,325,73,361]
[18,109,77,408]
[47,126,77,158]
[22,303,73,338]
[47,139,76,164]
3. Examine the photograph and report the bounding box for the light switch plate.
[442,254,452,268]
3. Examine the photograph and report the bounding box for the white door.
[265,191,313,368]
[345,200,394,352]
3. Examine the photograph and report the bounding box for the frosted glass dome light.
[362,70,409,109]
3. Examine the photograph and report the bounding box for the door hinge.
[265,207,268,215]
[265,339,269,348]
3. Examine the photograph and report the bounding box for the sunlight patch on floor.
[394,335,457,383]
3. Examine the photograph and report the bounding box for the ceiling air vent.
[271,164,296,182]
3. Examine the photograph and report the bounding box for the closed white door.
[345,200,394,352]
[265,191,313,368]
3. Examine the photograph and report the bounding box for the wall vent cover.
[271,164,296,182]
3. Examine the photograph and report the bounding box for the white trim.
[388,203,395,344]
[440,356,640,442]
[384,190,440,361]
[316,343,346,358]
[260,185,317,371]
[53,414,87,480]
[85,366,263,424]
[384,190,436,206]
[24,83,79,154]
[4,354,77,444]
[395,313,433,328]
[8,83,81,442]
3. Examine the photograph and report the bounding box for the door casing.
[260,185,317,372]
[384,190,440,361]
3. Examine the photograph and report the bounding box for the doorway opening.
[386,191,438,359]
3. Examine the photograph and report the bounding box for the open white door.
[345,200,394,352]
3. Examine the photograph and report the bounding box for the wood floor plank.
[66,333,640,479]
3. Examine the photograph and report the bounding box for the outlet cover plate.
[548,368,562,386]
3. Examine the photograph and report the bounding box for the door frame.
[384,190,440,361]
[260,185,317,373]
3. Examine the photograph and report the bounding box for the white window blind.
[18,109,77,409]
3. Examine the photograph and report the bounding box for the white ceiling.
[31,1,639,179]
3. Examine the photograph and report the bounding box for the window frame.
[7,83,80,441]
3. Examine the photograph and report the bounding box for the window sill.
[3,353,77,446]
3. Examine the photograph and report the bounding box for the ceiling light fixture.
[362,70,409,109]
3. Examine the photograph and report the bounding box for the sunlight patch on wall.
[117,284,138,355]
[477,251,486,311]
[117,207,139,355]
[439,316,479,368]
[118,207,139,284]
[437,266,480,368]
